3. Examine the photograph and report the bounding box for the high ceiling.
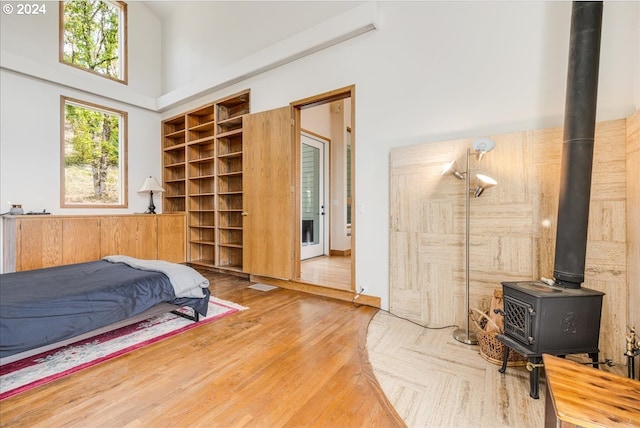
[144,1,363,82]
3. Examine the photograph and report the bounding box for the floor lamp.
[442,138,497,345]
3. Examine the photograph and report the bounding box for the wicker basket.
[471,308,526,367]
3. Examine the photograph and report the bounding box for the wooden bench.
[543,354,640,428]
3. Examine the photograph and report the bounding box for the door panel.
[244,106,294,279]
[301,134,326,260]
[157,214,186,263]
[17,218,63,271]
[100,217,157,259]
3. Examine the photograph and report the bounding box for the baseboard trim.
[329,249,351,256]
[250,275,380,308]
[187,264,250,279]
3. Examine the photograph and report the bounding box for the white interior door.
[301,133,327,260]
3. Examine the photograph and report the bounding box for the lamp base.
[147,191,156,214]
[453,328,478,345]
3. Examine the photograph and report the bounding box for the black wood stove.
[497,281,604,398]
[497,1,606,399]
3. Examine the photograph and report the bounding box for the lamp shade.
[138,176,165,193]
[441,160,465,180]
[473,174,497,198]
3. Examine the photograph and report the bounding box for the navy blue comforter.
[0,261,209,358]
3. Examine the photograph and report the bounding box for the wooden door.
[17,217,63,271]
[244,106,295,279]
[62,217,101,264]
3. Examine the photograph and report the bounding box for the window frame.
[59,0,128,84]
[60,96,129,209]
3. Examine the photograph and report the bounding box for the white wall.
[158,1,362,93]
[0,71,161,215]
[301,104,332,138]
[1,1,637,307]
[161,1,638,309]
[0,1,163,215]
[0,1,162,104]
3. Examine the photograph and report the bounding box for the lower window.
[61,96,128,207]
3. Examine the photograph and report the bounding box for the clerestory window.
[60,0,128,84]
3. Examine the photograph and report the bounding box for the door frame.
[291,85,356,291]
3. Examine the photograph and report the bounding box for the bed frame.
[0,303,199,366]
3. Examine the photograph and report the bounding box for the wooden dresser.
[2,214,186,272]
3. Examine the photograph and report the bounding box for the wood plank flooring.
[1,270,548,428]
[300,255,351,291]
[0,271,402,428]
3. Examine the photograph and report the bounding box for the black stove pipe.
[553,1,603,289]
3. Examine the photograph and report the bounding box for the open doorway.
[292,86,355,292]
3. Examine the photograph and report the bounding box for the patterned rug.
[0,297,247,400]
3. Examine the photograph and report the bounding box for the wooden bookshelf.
[161,90,250,272]
[215,91,250,271]
[162,115,187,213]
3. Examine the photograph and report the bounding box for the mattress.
[0,261,209,358]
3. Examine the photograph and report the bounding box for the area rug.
[0,296,247,400]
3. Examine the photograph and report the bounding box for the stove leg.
[499,344,509,374]
[588,351,599,368]
[529,356,542,399]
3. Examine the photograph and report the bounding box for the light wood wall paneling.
[626,109,640,377]
[100,216,158,259]
[18,217,63,271]
[135,216,158,259]
[62,218,101,264]
[157,214,186,263]
[3,214,186,272]
[389,139,467,327]
[577,120,627,362]
[390,115,633,365]
[101,217,135,258]
[2,218,17,272]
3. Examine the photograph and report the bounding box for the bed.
[0,256,211,365]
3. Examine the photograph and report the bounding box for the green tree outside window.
[62,97,127,207]
[60,0,127,83]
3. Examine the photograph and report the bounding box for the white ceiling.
[143,1,363,76]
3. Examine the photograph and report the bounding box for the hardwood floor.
[0,271,402,428]
[1,270,548,428]
[300,255,351,291]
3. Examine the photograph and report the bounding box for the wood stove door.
[504,295,535,346]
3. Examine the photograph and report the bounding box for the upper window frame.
[59,0,128,85]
